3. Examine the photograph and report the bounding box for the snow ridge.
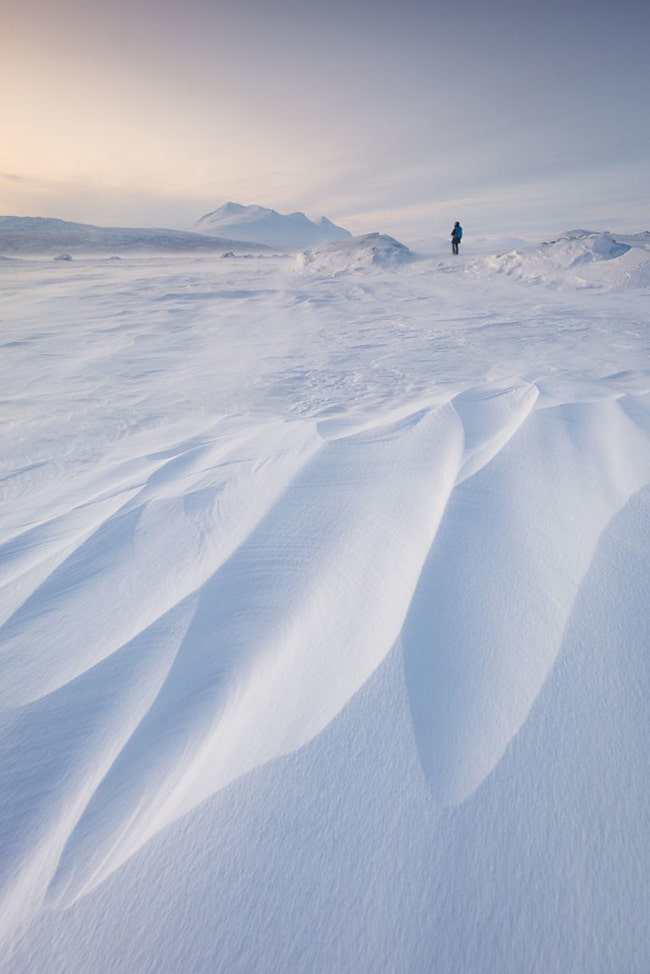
[481,229,650,288]
[3,381,648,922]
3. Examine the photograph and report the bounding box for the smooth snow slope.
[1,233,649,973]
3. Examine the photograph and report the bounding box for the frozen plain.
[0,230,649,972]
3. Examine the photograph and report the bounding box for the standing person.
[451,221,462,255]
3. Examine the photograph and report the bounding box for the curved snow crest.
[453,382,539,483]
[44,401,464,904]
[403,391,650,807]
[0,384,538,918]
[0,419,322,710]
[296,233,412,274]
[479,230,650,289]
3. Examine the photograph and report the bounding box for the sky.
[2,0,650,247]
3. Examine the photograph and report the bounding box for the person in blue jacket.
[451,221,462,254]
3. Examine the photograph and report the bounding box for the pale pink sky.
[2,0,649,245]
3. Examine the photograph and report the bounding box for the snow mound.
[193,202,351,249]
[481,230,650,289]
[297,233,412,274]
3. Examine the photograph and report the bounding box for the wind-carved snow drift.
[3,384,648,917]
[403,389,650,805]
[0,231,649,965]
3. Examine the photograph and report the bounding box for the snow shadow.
[402,392,650,806]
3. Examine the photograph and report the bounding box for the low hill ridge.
[0,216,268,255]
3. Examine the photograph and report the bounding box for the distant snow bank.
[296,233,413,273]
[481,230,650,289]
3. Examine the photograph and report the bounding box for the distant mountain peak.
[192,203,351,249]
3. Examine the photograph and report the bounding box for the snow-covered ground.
[1,231,649,973]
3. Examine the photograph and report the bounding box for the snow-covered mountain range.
[0,216,271,256]
[192,202,351,248]
[0,206,352,255]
